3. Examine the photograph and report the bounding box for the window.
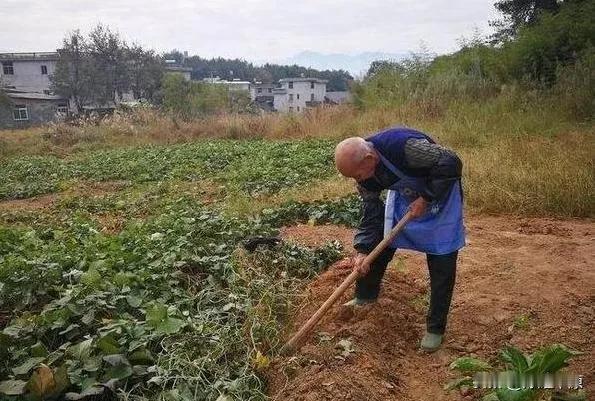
[268,88,272,93]
[311,93,315,102]
[257,88,262,93]
[288,106,294,112]
[2,61,14,75]
[41,65,48,75]
[288,94,294,102]
[310,82,315,89]
[297,94,300,100]
[288,81,293,89]
[297,106,300,112]
[57,103,68,114]
[13,105,28,121]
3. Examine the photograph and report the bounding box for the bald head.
[334,137,379,181]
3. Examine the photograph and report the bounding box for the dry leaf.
[27,364,56,397]
[253,351,270,370]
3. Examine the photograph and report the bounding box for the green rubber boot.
[342,297,376,307]
[420,332,443,352]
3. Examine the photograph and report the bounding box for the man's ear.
[363,151,377,164]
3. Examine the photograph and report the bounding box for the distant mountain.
[280,51,409,76]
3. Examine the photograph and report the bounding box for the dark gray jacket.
[354,139,463,254]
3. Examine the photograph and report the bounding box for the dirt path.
[0,181,131,213]
[268,214,594,401]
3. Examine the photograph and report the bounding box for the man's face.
[350,155,377,182]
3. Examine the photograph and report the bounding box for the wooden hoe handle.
[280,211,413,355]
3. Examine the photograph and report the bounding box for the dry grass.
[0,106,441,158]
[461,133,594,217]
[0,107,355,158]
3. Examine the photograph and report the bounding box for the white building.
[0,52,59,93]
[203,77,251,92]
[249,82,276,100]
[0,52,71,128]
[273,78,327,113]
[249,82,276,111]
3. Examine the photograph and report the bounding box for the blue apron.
[379,152,466,255]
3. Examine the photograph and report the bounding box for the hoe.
[280,211,413,355]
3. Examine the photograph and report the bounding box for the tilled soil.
[270,214,594,401]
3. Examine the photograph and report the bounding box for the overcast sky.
[0,0,499,62]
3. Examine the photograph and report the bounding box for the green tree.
[501,0,595,83]
[161,73,192,116]
[490,0,562,42]
[52,25,165,112]
[189,82,230,115]
[87,24,130,104]
[51,30,95,113]
[163,49,185,65]
[160,73,251,118]
[128,45,164,101]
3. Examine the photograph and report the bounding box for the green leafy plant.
[447,344,584,401]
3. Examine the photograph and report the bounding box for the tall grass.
[462,134,594,217]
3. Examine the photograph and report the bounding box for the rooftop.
[165,66,193,73]
[279,77,328,84]
[7,92,66,101]
[203,78,251,85]
[0,52,59,61]
[225,81,251,85]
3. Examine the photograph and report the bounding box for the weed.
[513,314,532,331]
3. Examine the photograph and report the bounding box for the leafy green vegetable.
[500,345,529,373]
[525,344,579,374]
[12,357,45,376]
[146,303,186,335]
[0,380,27,396]
[102,354,133,380]
[449,344,582,401]
[449,356,493,374]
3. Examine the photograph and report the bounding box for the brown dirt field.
[281,224,356,248]
[81,180,131,193]
[0,193,58,212]
[0,180,131,213]
[269,214,594,401]
[168,179,225,205]
[96,213,127,234]
[0,180,222,218]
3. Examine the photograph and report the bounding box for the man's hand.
[353,253,371,278]
[409,196,428,218]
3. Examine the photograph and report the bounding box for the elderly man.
[334,126,465,352]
